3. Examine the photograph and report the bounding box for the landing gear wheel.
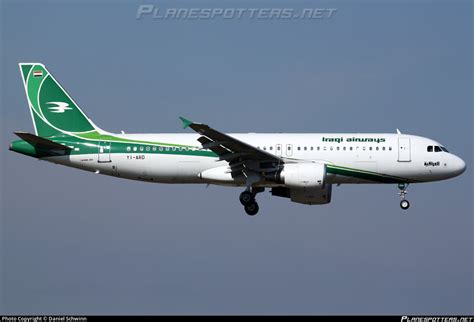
[239,191,254,206]
[244,202,259,216]
[397,183,410,210]
[400,199,410,210]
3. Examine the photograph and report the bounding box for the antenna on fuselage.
[396,129,402,135]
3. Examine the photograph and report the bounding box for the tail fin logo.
[46,102,73,113]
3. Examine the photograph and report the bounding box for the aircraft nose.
[452,155,466,176]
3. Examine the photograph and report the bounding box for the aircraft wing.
[180,117,283,176]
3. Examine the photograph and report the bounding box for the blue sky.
[1,0,472,314]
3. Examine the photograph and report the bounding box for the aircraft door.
[398,137,411,162]
[98,140,112,163]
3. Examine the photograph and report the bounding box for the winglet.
[179,117,193,129]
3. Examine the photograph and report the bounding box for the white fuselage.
[48,133,466,186]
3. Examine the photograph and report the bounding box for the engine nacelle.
[279,162,326,189]
[271,162,330,205]
[272,184,332,205]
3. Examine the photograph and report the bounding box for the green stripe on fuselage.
[326,164,415,183]
[76,132,196,148]
[10,135,217,158]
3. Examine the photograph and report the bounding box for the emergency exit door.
[276,144,282,156]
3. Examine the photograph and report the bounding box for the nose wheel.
[239,188,264,216]
[398,183,410,210]
[400,199,410,210]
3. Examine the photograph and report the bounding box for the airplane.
[10,63,466,216]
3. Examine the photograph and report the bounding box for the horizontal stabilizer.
[14,132,71,150]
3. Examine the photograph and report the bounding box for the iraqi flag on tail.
[33,70,43,77]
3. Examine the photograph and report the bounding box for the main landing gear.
[398,183,410,210]
[239,188,264,216]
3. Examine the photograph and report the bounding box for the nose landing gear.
[398,183,410,210]
[400,199,410,210]
[239,188,264,216]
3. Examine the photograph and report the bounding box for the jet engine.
[278,162,326,189]
[271,162,332,205]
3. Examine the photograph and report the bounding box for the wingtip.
[179,117,193,129]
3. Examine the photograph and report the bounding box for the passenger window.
[389,147,392,151]
[350,147,353,151]
[317,147,320,151]
[434,146,442,152]
[382,147,385,151]
[297,147,300,151]
[310,147,313,151]
[270,146,273,151]
[304,147,307,151]
[427,146,433,152]
[336,147,340,151]
[376,147,379,151]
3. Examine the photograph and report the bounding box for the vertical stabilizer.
[19,63,102,137]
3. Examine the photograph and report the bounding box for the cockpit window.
[427,146,433,152]
[434,146,442,152]
[440,147,449,152]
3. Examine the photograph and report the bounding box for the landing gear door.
[397,137,411,162]
[98,140,111,163]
